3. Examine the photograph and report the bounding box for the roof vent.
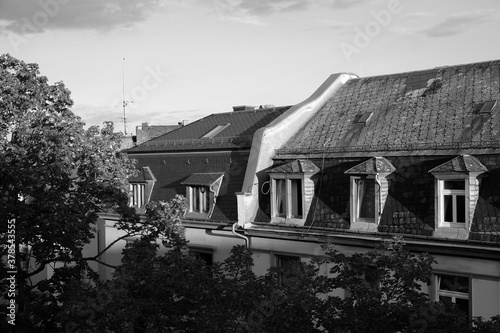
[471,100,497,115]
[232,105,256,112]
[356,112,373,125]
[478,100,497,114]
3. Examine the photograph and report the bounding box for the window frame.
[270,175,305,221]
[351,175,379,224]
[187,185,211,215]
[275,254,301,287]
[434,175,470,230]
[433,272,471,322]
[438,179,467,228]
[129,183,146,207]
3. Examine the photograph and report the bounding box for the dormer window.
[429,155,487,239]
[181,173,224,219]
[267,159,320,226]
[345,157,395,231]
[128,167,156,209]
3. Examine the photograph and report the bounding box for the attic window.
[181,173,224,219]
[471,100,497,115]
[356,112,373,124]
[478,100,497,114]
[201,123,230,139]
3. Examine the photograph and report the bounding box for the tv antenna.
[122,57,132,135]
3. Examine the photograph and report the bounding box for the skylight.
[356,112,373,124]
[478,100,497,114]
[201,123,230,139]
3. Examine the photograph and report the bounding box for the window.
[434,178,469,229]
[181,173,224,219]
[429,155,487,238]
[435,274,470,320]
[127,167,156,208]
[276,255,300,286]
[192,251,213,266]
[129,183,145,207]
[201,123,230,139]
[267,159,320,226]
[273,178,303,219]
[440,180,466,225]
[353,178,377,222]
[345,157,395,230]
[189,186,210,214]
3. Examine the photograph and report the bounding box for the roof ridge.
[354,58,500,80]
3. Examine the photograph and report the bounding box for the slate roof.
[128,106,290,153]
[277,60,500,158]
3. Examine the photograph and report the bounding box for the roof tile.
[278,60,500,156]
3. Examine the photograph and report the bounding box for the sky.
[1,0,500,135]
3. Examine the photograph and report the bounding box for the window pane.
[455,298,470,319]
[357,179,375,219]
[202,187,210,213]
[290,179,303,218]
[193,251,213,266]
[275,179,286,217]
[439,275,469,293]
[444,195,453,222]
[193,187,200,212]
[278,255,300,286]
[439,295,452,304]
[456,195,465,223]
[444,180,465,190]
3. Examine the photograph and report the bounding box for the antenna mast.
[122,57,127,135]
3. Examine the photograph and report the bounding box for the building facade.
[99,60,500,321]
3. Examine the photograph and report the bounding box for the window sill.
[350,221,378,232]
[270,217,305,227]
[185,212,210,220]
[433,227,470,240]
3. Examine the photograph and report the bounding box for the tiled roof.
[128,106,290,152]
[429,155,488,174]
[129,151,249,222]
[267,159,321,174]
[277,60,500,157]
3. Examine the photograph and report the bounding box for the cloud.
[0,0,171,33]
[421,11,492,38]
[401,12,434,20]
[211,0,374,25]
[328,0,365,10]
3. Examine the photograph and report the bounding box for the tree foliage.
[0,54,138,331]
[52,233,497,333]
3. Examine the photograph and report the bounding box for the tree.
[0,54,137,331]
[318,236,470,333]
